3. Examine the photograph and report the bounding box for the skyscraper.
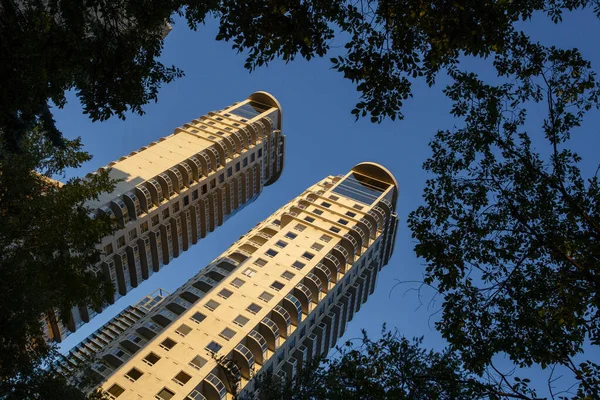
[42,92,285,342]
[59,162,399,400]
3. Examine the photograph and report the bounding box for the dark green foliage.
[407,32,600,398]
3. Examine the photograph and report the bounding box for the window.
[218,174,225,184]
[233,315,250,327]
[191,311,206,324]
[243,157,248,167]
[104,243,114,255]
[155,387,175,400]
[285,232,297,240]
[210,179,216,189]
[151,215,160,226]
[345,211,357,218]
[227,167,232,177]
[201,184,207,195]
[192,190,198,200]
[172,202,180,213]
[247,303,262,314]
[231,277,245,288]
[338,218,349,225]
[294,224,306,232]
[273,219,280,226]
[259,291,274,302]
[160,338,177,351]
[125,367,143,382]
[300,326,306,338]
[292,261,306,270]
[162,208,170,219]
[117,236,126,248]
[270,281,285,291]
[242,267,257,277]
[254,258,268,267]
[302,252,315,261]
[330,226,341,233]
[219,327,237,341]
[353,204,364,210]
[140,221,149,234]
[329,195,339,201]
[312,209,323,215]
[303,216,315,223]
[143,352,161,366]
[265,249,278,258]
[277,351,285,365]
[281,271,295,280]
[320,234,332,242]
[173,371,192,386]
[258,149,263,158]
[321,202,331,208]
[189,355,207,370]
[129,228,137,241]
[205,341,222,354]
[311,243,324,252]
[275,240,287,248]
[218,288,233,299]
[235,162,240,172]
[251,153,256,162]
[175,324,192,337]
[204,299,220,311]
[107,384,125,398]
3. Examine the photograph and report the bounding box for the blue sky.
[54,9,600,396]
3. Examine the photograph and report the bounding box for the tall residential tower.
[42,92,285,342]
[59,162,399,400]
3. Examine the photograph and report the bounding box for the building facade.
[42,92,285,342]
[60,162,399,400]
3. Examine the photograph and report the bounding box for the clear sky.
[54,9,600,396]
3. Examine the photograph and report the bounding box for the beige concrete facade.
[42,92,285,343]
[59,163,399,400]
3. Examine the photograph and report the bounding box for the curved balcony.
[134,185,153,212]
[247,330,268,365]
[239,243,257,254]
[374,202,391,223]
[136,321,161,339]
[283,294,303,325]
[347,229,364,255]
[157,173,174,199]
[232,131,245,152]
[303,273,323,302]
[354,223,371,247]
[362,214,378,235]
[185,387,207,400]
[168,167,184,192]
[193,276,217,292]
[330,248,349,274]
[259,317,280,350]
[271,305,292,338]
[180,288,202,304]
[222,136,237,157]
[196,151,212,174]
[321,256,339,283]
[306,193,318,202]
[151,309,178,327]
[102,347,130,368]
[216,258,237,272]
[259,226,277,237]
[166,297,191,315]
[203,372,227,400]
[313,263,332,289]
[249,235,269,246]
[146,178,164,205]
[294,284,313,314]
[227,251,249,264]
[122,192,141,219]
[207,147,222,168]
[186,156,202,181]
[206,269,226,282]
[233,343,255,379]
[178,161,194,186]
[121,334,147,353]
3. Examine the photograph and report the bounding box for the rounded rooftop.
[351,162,399,208]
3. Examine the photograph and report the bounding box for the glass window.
[275,240,287,248]
[210,180,216,189]
[231,277,245,288]
[227,167,232,177]
[270,281,285,291]
[160,338,177,351]
[151,215,160,226]
[189,355,207,370]
[191,311,206,324]
[273,219,280,226]
[243,158,248,167]
[338,218,349,225]
[251,153,256,162]
[201,184,208,195]
[235,162,240,172]
[281,271,295,280]
[311,243,324,252]
[302,252,315,260]
[143,352,161,366]
[321,202,331,208]
[319,234,332,242]
[172,202,180,213]
[353,204,364,210]
[218,174,224,184]
[254,258,268,267]
[292,261,306,270]
[285,232,297,240]
[107,384,125,398]
[247,303,262,314]
[104,243,114,255]
[259,291,274,302]
[329,195,339,201]
[117,236,125,248]
[304,216,315,223]
[313,209,323,215]
[175,324,192,337]
[233,315,250,327]
[218,288,233,299]
[205,341,222,354]
[204,300,220,311]
[192,190,198,200]
[173,371,192,386]
[258,149,263,158]
[219,328,237,341]
[330,226,341,233]
[129,228,138,241]
[265,249,278,258]
[294,224,306,232]
[242,267,257,277]
[345,211,357,218]
[125,367,144,382]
